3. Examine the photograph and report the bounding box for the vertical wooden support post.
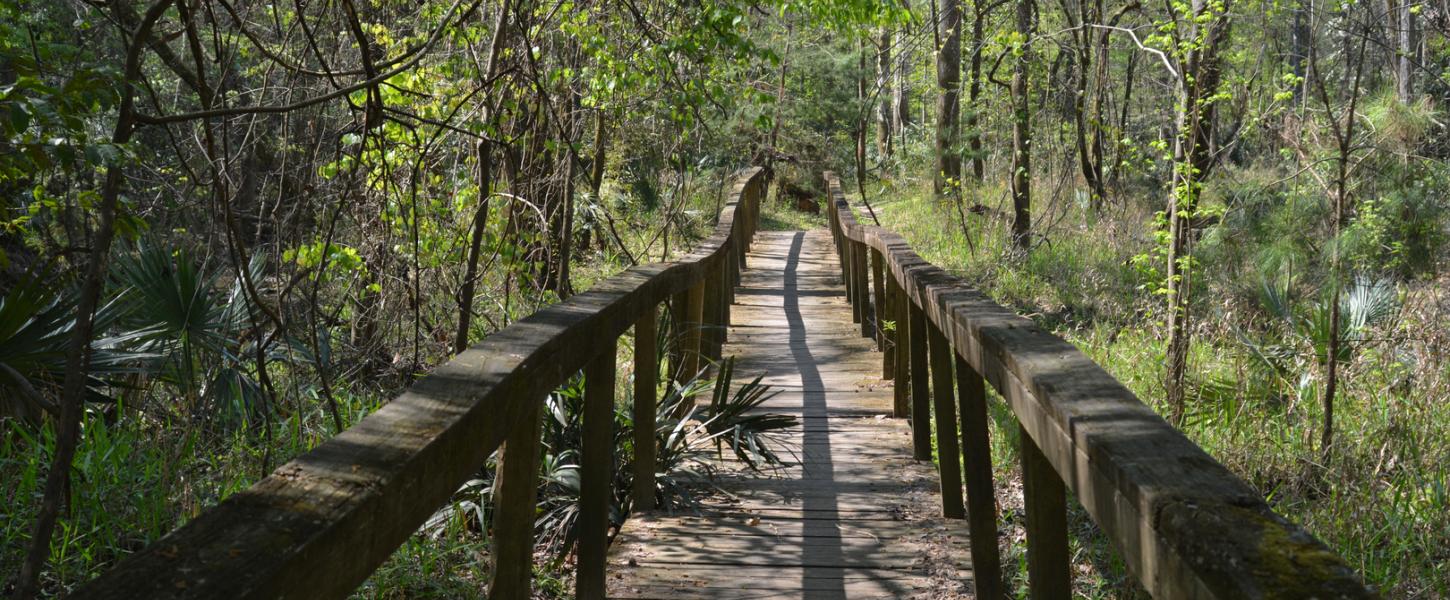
[870,248,886,354]
[845,243,860,322]
[722,250,734,331]
[854,241,871,338]
[578,341,617,600]
[736,217,748,273]
[883,268,899,381]
[889,278,908,417]
[632,308,658,511]
[702,263,720,363]
[667,290,686,383]
[1021,424,1070,599]
[680,282,705,385]
[956,355,1002,599]
[928,324,965,519]
[908,299,932,460]
[487,398,544,600]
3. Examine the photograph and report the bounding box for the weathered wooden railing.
[823,172,1375,599]
[73,168,767,600]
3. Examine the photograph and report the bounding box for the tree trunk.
[1010,0,1034,249]
[1062,0,1106,210]
[877,28,895,159]
[1393,0,1414,102]
[857,41,870,192]
[966,0,987,181]
[1165,0,1231,424]
[894,2,912,152]
[456,140,494,354]
[455,1,512,354]
[935,0,963,199]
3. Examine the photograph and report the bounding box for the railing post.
[578,340,618,600]
[723,247,734,329]
[679,281,705,385]
[703,260,723,362]
[736,210,748,273]
[928,323,965,519]
[956,355,1003,600]
[889,274,908,416]
[853,241,871,338]
[632,307,658,511]
[845,242,859,321]
[870,247,886,355]
[667,290,686,384]
[1021,424,1070,599]
[487,396,544,600]
[908,297,932,460]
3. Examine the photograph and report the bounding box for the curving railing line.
[823,171,1373,599]
[73,168,768,600]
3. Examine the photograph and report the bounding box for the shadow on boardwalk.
[607,229,971,599]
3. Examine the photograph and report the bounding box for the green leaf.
[7,103,29,134]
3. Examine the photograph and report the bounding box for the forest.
[0,0,1446,596]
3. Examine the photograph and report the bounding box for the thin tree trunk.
[893,2,912,150]
[877,28,894,159]
[1112,48,1137,188]
[935,0,963,199]
[966,0,988,181]
[1314,15,1369,462]
[1165,0,1231,424]
[456,139,494,353]
[1010,0,1033,249]
[858,40,869,187]
[454,0,511,354]
[1393,0,1413,102]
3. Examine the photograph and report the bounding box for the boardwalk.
[608,230,975,599]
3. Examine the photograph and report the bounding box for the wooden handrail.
[822,172,1375,599]
[73,167,767,600]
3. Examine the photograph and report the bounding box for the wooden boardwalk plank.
[608,230,973,599]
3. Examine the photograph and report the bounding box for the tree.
[1010,0,1034,250]
[1163,0,1232,424]
[935,0,963,200]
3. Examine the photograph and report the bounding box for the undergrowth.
[870,173,1449,598]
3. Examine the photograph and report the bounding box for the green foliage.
[0,279,150,420]
[111,242,273,424]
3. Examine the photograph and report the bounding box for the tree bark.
[935,0,963,199]
[894,1,913,151]
[1392,0,1414,102]
[877,28,895,159]
[966,0,988,181]
[1010,0,1034,250]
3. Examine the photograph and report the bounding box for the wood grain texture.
[822,172,1375,599]
[633,308,659,510]
[907,299,932,461]
[578,340,617,600]
[1021,423,1070,599]
[488,395,544,600]
[929,322,965,519]
[609,230,973,600]
[956,355,1004,600]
